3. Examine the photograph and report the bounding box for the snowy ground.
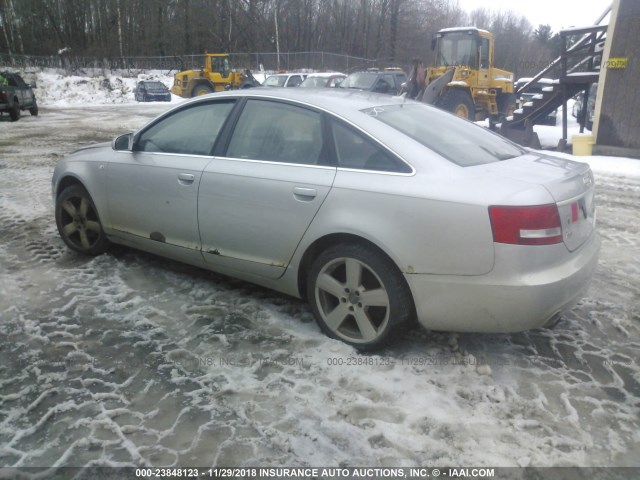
[0,76,639,470]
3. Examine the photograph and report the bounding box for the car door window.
[331,120,411,173]
[226,100,324,165]
[136,101,235,155]
[373,75,394,94]
[289,75,304,87]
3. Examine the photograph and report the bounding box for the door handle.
[293,187,317,200]
[178,173,195,184]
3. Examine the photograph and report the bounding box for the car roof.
[306,72,345,78]
[348,70,405,76]
[185,88,408,119]
[266,73,305,77]
[137,88,464,174]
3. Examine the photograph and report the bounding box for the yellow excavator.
[413,27,517,124]
[170,53,260,98]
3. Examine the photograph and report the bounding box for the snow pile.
[33,69,181,107]
[30,68,269,107]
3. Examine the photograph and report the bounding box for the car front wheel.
[29,99,38,116]
[307,243,414,350]
[55,185,109,255]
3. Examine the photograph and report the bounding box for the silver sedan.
[52,89,600,350]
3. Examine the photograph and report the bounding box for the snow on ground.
[0,74,639,470]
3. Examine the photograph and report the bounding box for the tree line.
[0,0,562,77]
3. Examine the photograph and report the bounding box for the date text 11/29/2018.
[135,467,496,478]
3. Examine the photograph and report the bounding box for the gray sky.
[455,0,612,33]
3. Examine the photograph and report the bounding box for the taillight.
[488,204,562,245]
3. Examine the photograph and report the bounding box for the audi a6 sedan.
[52,89,600,350]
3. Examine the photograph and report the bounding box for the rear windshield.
[264,76,287,87]
[300,77,327,88]
[362,104,526,166]
[339,72,378,90]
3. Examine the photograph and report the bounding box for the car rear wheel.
[9,101,20,121]
[307,243,413,350]
[55,185,109,255]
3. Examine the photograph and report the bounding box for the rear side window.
[331,121,411,173]
[363,104,526,166]
[226,99,324,165]
[137,101,235,155]
[287,75,303,87]
[373,75,395,94]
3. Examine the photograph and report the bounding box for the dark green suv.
[0,71,38,121]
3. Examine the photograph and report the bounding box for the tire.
[497,93,517,119]
[307,243,414,350]
[29,99,38,116]
[192,84,213,97]
[439,89,475,120]
[55,185,110,255]
[9,101,20,121]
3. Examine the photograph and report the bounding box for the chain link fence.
[0,51,383,75]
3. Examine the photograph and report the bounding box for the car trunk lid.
[480,153,596,251]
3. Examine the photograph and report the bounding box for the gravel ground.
[0,106,638,470]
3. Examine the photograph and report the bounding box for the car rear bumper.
[141,94,171,101]
[405,233,601,333]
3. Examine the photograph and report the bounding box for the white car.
[299,72,346,88]
[262,73,307,87]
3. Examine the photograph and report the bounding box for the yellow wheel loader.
[415,28,516,124]
[170,53,260,98]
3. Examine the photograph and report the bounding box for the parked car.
[0,71,38,121]
[338,69,407,95]
[299,72,346,88]
[134,81,172,102]
[52,89,600,350]
[514,77,557,125]
[262,73,307,87]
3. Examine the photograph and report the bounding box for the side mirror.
[113,132,133,151]
[431,34,437,51]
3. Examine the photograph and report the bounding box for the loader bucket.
[419,68,455,104]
